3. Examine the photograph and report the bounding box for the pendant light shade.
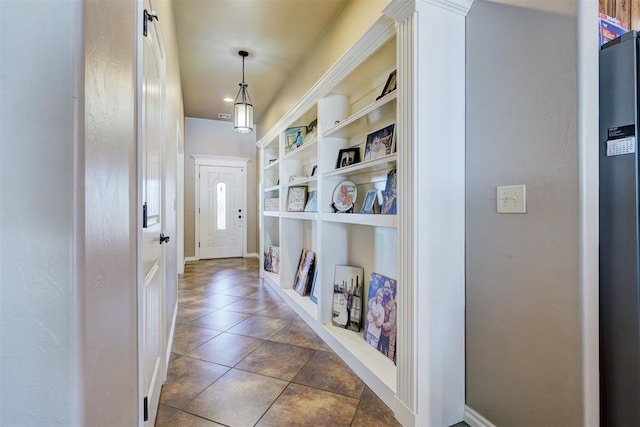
[234,50,254,133]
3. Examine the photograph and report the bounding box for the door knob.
[160,233,170,244]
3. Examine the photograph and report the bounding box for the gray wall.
[184,117,257,258]
[1,1,82,424]
[465,1,582,425]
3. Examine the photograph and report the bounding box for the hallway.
[155,258,401,426]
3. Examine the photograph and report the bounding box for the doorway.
[194,156,249,259]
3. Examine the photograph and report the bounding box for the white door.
[140,3,165,425]
[199,165,244,258]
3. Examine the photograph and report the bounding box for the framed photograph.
[287,186,308,212]
[307,119,318,137]
[310,165,318,176]
[304,190,317,212]
[332,265,364,332]
[377,70,397,100]
[309,270,319,303]
[293,249,316,296]
[263,245,280,274]
[284,126,307,154]
[381,169,397,214]
[364,124,395,161]
[360,189,377,214]
[335,147,360,169]
[364,272,397,362]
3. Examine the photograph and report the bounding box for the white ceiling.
[173,0,349,125]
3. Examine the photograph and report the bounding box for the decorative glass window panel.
[217,182,227,230]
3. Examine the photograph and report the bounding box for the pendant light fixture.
[234,50,253,133]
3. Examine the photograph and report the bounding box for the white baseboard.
[464,405,495,427]
[245,252,259,259]
[184,256,198,263]
[393,397,415,426]
[164,302,178,375]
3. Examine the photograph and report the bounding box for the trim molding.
[257,16,396,147]
[184,256,198,263]
[464,405,496,427]
[164,302,178,376]
[423,0,475,16]
[244,252,259,259]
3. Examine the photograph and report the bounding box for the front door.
[198,165,244,258]
[140,2,165,425]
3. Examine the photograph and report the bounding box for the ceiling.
[173,0,349,126]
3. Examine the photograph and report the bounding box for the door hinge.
[143,202,148,228]
[143,396,148,421]
[199,242,201,248]
[143,9,158,37]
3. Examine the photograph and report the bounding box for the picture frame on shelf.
[363,124,395,161]
[287,186,308,212]
[293,249,316,296]
[304,190,317,212]
[284,126,307,154]
[307,119,318,137]
[309,270,319,304]
[332,265,364,332]
[360,189,377,214]
[376,70,397,100]
[381,169,397,215]
[336,147,360,169]
[263,245,280,274]
[364,272,397,362]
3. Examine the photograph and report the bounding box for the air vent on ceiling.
[218,113,232,120]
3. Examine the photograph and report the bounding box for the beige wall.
[184,118,257,257]
[258,0,387,138]
[465,1,583,425]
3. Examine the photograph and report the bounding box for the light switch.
[497,184,526,214]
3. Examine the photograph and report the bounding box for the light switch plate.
[497,184,526,214]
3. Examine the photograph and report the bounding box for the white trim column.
[384,1,473,425]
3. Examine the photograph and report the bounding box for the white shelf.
[283,289,317,321]
[263,270,280,286]
[282,136,318,162]
[264,185,280,192]
[323,92,397,140]
[265,159,280,170]
[319,213,397,228]
[281,211,318,221]
[323,153,397,178]
[263,211,280,218]
[323,323,396,391]
[282,176,318,187]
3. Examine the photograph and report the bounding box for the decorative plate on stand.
[332,181,357,212]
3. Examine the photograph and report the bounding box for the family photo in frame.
[363,124,395,161]
[336,147,360,169]
[364,272,397,362]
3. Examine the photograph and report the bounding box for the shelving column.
[383,1,475,426]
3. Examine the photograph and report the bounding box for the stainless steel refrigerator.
[600,30,640,425]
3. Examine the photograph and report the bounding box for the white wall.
[184,117,257,257]
[465,1,583,425]
[0,0,82,424]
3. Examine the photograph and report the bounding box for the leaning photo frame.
[335,147,361,169]
[287,186,308,212]
[377,70,397,100]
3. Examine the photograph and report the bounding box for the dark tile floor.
[155,257,401,427]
